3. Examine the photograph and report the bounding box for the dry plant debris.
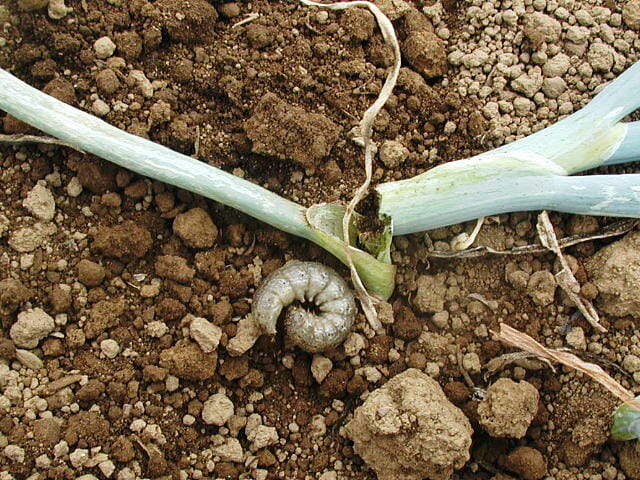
[536,210,604,332]
[496,323,640,411]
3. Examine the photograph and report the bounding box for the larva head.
[252,289,282,335]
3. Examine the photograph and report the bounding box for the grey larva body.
[252,261,356,352]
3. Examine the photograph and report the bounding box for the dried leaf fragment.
[536,211,604,332]
[427,219,638,259]
[495,323,640,411]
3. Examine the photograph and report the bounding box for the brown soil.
[1,1,640,480]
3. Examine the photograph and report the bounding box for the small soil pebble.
[245,24,276,49]
[523,12,562,47]
[500,446,547,480]
[392,306,422,340]
[143,365,167,382]
[618,441,640,479]
[0,278,31,316]
[49,284,72,313]
[378,140,410,168]
[156,0,218,44]
[586,232,640,318]
[76,379,106,403]
[124,182,149,201]
[111,436,135,463]
[343,8,376,41]
[319,368,349,398]
[189,315,222,353]
[477,378,539,438]
[173,207,218,249]
[218,3,241,18]
[243,93,341,169]
[18,0,48,11]
[23,183,55,221]
[77,161,116,194]
[0,338,17,359]
[624,0,640,29]
[100,339,120,358]
[92,221,153,261]
[311,354,333,383]
[527,270,557,306]
[114,31,143,61]
[365,335,393,363]
[155,255,195,283]
[95,69,121,95]
[84,299,125,339]
[414,274,447,312]
[43,77,76,105]
[219,356,249,381]
[401,31,447,78]
[202,393,234,425]
[159,340,218,380]
[64,411,110,447]
[93,36,116,59]
[76,259,105,287]
[31,418,61,446]
[10,308,55,349]
[156,298,187,321]
[444,381,472,404]
[16,348,43,369]
[8,223,56,253]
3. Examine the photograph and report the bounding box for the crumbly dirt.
[1,1,640,480]
[344,368,472,480]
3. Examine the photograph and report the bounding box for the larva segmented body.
[252,261,357,353]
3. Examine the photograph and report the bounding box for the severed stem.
[300,0,401,331]
[0,67,396,299]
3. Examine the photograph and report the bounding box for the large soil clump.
[345,368,472,480]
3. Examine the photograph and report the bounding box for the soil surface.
[1,0,640,480]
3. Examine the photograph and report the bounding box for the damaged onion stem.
[606,121,640,166]
[0,67,395,300]
[376,60,640,234]
[300,0,401,330]
[1,1,640,306]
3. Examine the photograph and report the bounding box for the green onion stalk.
[376,60,640,234]
[612,396,640,441]
[1,60,640,298]
[0,68,394,299]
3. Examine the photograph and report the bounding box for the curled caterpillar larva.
[252,261,357,353]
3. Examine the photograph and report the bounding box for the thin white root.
[0,133,85,153]
[300,0,401,332]
[428,219,639,258]
[232,13,260,28]
[484,352,553,380]
[451,217,485,251]
[536,211,605,333]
